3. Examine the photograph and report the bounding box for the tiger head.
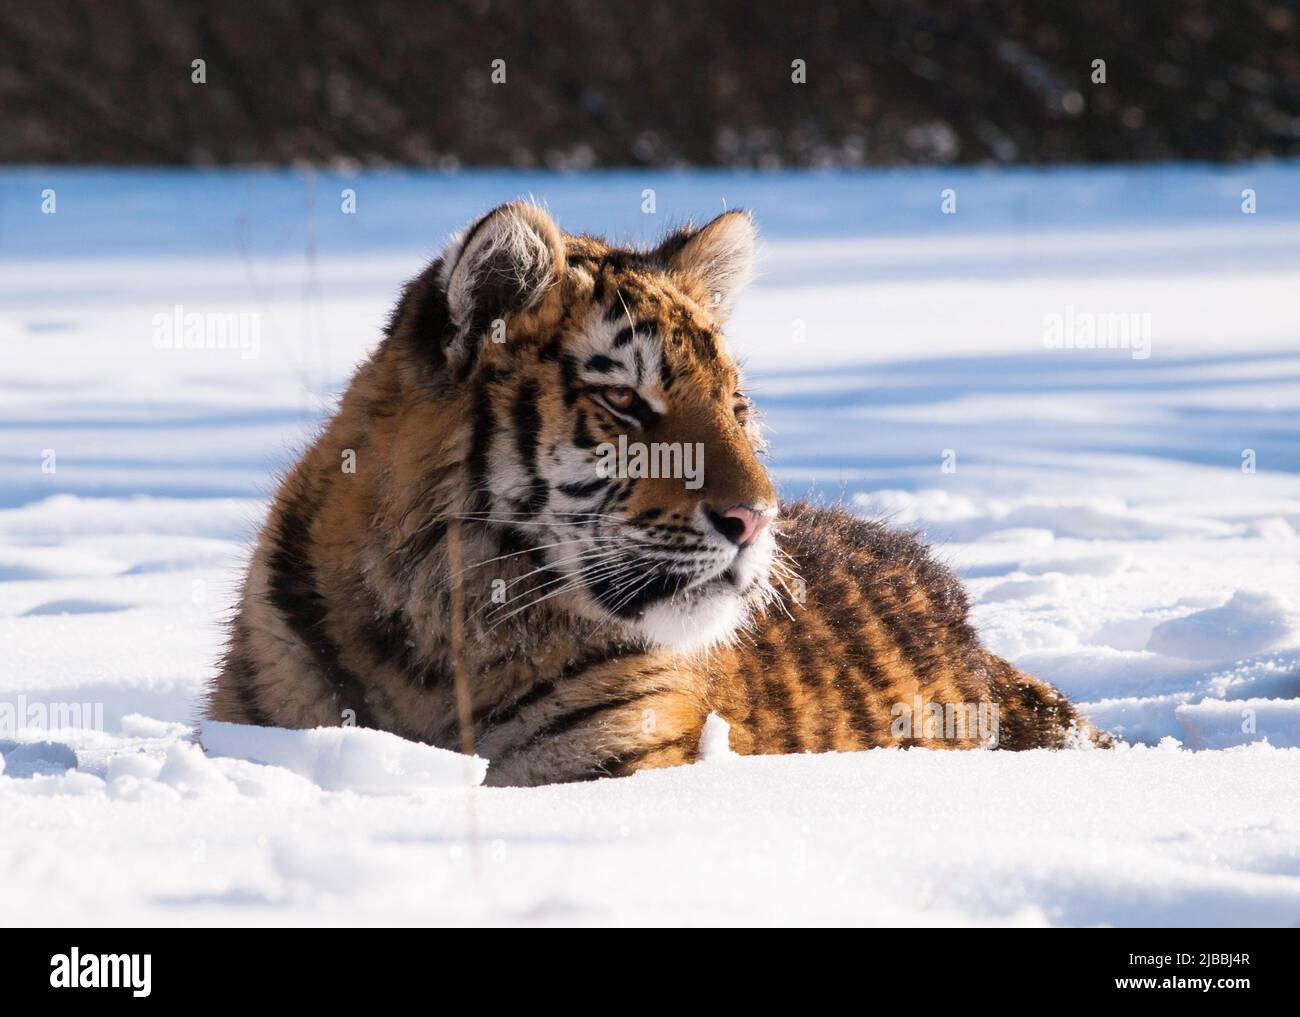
[400,202,782,654]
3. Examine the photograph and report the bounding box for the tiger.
[205,201,1107,786]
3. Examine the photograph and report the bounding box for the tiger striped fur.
[206,202,1106,785]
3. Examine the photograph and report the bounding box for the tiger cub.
[206,202,1106,785]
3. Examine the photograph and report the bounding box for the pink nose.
[719,505,771,548]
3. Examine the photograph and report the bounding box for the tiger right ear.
[441,202,567,338]
[654,210,757,322]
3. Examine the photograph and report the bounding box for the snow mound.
[1203,653,1300,701]
[1146,590,1299,662]
[1175,698,1300,750]
[698,712,736,762]
[119,713,191,739]
[199,721,487,793]
[0,739,79,777]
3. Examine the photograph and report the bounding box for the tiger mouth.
[586,562,748,619]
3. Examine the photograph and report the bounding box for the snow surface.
[200,721,487,793]
[2,164,1299,926]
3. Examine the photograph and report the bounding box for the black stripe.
[790,631,835,752]
[355,593,447,691]
[519,477,549,514]
[265,481,376,728]
[857,563,940,691]
[513,379,541,468]
[819,567,895,692]
[503,689,658,759]
[479,679,555,730]
[478,645,633,729]
[658,352,674,389]
[611,325,636,348]
[538,335,563,361]
[385,263,454,373]
[833,661,883,744]
[594,477,628,515]
[512,379,549,513]
[572,409,597,450]
[556,477,608,499]
[742,636,796,751]
[466,369,497,513]
[584,353,621,373]
[604,286,630,321]
[581,733,695,780]
[767,674,802,754]
[559,353,583,406]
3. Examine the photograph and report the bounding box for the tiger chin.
[206,201,1109,787]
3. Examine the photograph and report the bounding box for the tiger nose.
[706,504,772,548]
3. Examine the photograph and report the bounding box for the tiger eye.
[604,386,636,410]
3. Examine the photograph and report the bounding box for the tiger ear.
[655,210,757,322]
[442,202,567,338]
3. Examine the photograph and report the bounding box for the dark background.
[2,0,1298,167]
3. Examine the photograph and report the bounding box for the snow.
[1,163,1299,925]
[1146,590,1298,661]
[2,735,1298,926]
[200,721,488,793]
[0,739,79,778]
[697,712,736,763]
[1175,699,1300,751]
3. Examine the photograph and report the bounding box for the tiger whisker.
[470,550,629,620]
[455,536,623,577]
[605,562,665,617]
[479,558,643,633]
[479,551,640,619]
[490,547,627,597]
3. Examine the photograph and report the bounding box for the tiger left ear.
[442,202,567,339]
[655,210,757,322]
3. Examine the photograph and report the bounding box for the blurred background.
[2,0,1298,169]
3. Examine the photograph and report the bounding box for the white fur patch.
[631,512,775,654]
[637,585,747,655]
